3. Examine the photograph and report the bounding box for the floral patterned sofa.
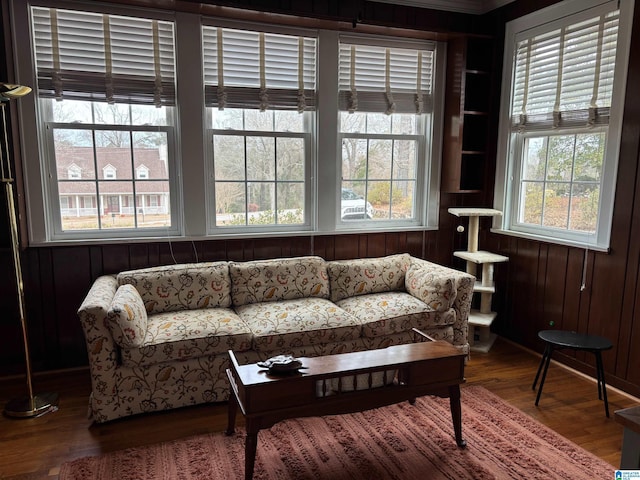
[77,253,474,422]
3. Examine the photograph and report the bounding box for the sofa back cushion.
[229,256,329,306]
[117,262,231,314]
[405,265,457,312]
[107,284,148,348]
[326,253,411,302]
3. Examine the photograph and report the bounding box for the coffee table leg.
[225,390,238,436]
[245,421,259,480]
[449,385,466,448]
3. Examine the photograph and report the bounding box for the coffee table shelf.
[226,340,467,479]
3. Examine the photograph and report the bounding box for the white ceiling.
[370,0,515,15]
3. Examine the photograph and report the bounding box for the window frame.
[494,0,634,251]
[42,117,178,239]
[337,113,429,227]
[206,111,315,233]
[11,0,444,245]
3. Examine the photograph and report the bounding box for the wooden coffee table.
[226,338,467,480]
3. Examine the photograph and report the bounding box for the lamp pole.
[1,85,58,418]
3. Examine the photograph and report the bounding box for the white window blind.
[31,7,176,106]
[338,37,435,114]
[511,9,619,131]
[202,26,317,111]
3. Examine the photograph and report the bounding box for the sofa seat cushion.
[230,256,330,307]
[336,291,455,338]
[327,253,411,302]
[121,307,252,368]
[235,298,361,353]
[118,262,231,315]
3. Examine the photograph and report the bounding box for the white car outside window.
[341,188,374,220]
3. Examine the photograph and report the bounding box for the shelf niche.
[441,35,494,194]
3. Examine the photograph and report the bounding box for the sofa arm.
[77,275,120,375]
[409,257,475,352]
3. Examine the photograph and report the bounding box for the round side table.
[531,330,613,417]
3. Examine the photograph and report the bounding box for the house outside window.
[494,0,634,250]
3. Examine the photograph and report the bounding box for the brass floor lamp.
[1,83,58,418]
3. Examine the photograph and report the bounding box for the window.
[495,0,633,250]
[29,5,177,237]
[136,165,149,179]
[13,2,443,244]
[202,26,315,229]
[103,165,117,180]
[337,37,434,224]
[67,164,81,179]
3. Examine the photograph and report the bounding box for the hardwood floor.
[0,337,636,479]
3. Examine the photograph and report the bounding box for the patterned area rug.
[59,385,614,479]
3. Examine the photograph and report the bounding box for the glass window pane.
[391,180,414,219]
[546,135,575,182]
[543,182,570,229]
[130,104,170,126]
[54,133,96,179]
[248,182,275,224]
[393,140,416,179]
[277,182,304,224]
[569,183,599,233]
[93,103,131,125]
[247,137,275,181]
[368,180,391,211]
[96,139,132,179]
[54,126,93,147]
[520,181,543,225]
[574,132,605,182]
[275,111,304,132]
[215,181,246,225]
[368,139,392,179]
[51,99,92,123]
[95,129,132,149]
[60,182,98,230]
[244,110,274,131]
[366,113,391,134]
[340,112,366,133]
[277,138,304,181]
[523,137,547,181]
[132,132,169,180]
[391,114,416,134]
[214,135,245,181]
[340,181,372,221]
[136,181,171,228]
[342,138,367,181]
[99,181,131,228]
[212,108,244,130]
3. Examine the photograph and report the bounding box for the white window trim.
[11,1,444,245]
[67,164,81,179]
[103,164,117,179]
[136,165,150,179]
[493,0,634,252]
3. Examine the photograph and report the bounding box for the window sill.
[490,228,610,253]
